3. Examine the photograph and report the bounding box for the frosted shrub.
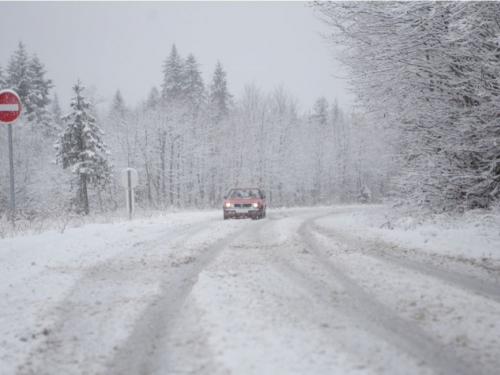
[393,217,417,231]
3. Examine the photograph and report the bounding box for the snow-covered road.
[1,206,499,375]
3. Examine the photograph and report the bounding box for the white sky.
[0,1,353,113]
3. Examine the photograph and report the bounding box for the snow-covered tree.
[108,90,137,168]
[313,1,500,211]
[208,61,232,122]
[183,53,205,110]
[0,64,5,89]
[55,80,111,215]
[51,93,64,128]
[146,86,160,110]
[161,44,185,102]
[6,42,32,110]
[110,90,127,120]
[28,54,54,127]
[5,42,54,128]
[83,85,106,121]
[310,97,331,203]
[313,97,329,125]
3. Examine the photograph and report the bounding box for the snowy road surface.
[1,206,500,375]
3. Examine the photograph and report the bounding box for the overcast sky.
[0,1,353,113]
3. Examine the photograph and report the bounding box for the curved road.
[13,207,500,375]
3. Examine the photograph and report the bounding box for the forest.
[1,1,499,223]
[0,42,386,219]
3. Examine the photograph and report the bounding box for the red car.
[223,188,266,220]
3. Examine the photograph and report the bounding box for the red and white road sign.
[0,89,22,123]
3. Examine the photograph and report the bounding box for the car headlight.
[225,202,232,208]
[253,203,259,208]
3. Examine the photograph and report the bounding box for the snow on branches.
[55,80,112,214]
[314,1,500,211]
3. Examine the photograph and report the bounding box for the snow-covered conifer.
[110,90,128,120]
[6,42,32,111]
[6,42,54,128]
[312,97,329,126]
[146,86,160,110]
[51,93,64,128]
[208,61,232,122]
[161,44,185,102]
[55,80,111,215]
[183,54,205,110]
[0,65,5,89]
[108,90,136,167]
[28,54,54,127]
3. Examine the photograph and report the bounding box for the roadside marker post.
[0,90,22,224]
[120,168,139,220]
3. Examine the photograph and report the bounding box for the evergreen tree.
[55,80,111,215]
[209,61,232,121]
[312,97,329,125]
[146,86,160,110]
[108,90,134,166]
[28,54,54,126]
[51,93,64,128]
[0,64,5,89]
[6,42,54,127]
[110,90,128,119]
[6,42,32,111]
[183,53,205,109]
[161,44,185,102]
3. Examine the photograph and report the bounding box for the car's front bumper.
[224,208,261,218]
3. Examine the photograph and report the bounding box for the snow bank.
[317,205,500,261]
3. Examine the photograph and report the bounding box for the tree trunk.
[81,174,89,215]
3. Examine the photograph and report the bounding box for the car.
[223,188,266,220]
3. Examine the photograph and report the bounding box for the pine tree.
[6,42,54,127]
[0,64,5,89]
[209,61,232,121]
[110,90,127,119]
[55,80,111,215]
[161,44,185,102]
[28,54,54,126]
[312,97,329,125]
[6,42,32,112]
[51,93,64,128]
[146,86,160,110]
[109,90,135,167]
[183,53,205,109]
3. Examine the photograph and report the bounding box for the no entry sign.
[1,89,22,220]
[0,89,22,123]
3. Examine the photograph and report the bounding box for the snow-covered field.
[1,205,499,375]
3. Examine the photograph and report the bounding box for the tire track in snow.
[311,224,500,302]
[20,217,223,375]
[298,216,483,375]
[106,219,268,375]
[254,211,437,374]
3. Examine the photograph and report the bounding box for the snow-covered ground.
[1,206,499,375]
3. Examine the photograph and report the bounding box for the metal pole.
[128,170,132,220]
[7,123,15,222]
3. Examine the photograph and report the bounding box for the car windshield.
[229,189,260,199]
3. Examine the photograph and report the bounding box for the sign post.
[0,90,22,223]
[120,168,139,219]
